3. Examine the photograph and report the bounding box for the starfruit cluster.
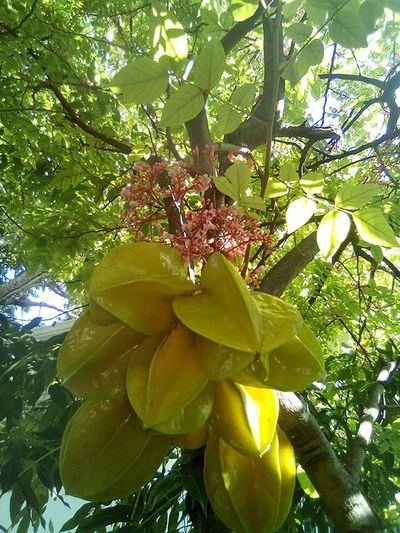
[58,242,324,532]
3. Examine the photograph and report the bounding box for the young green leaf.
[160,84,204,127]
[300,172,324,194]
[242,196,266,211]
[297,466,319,498]
[192,39,226,91]
[279,162,298,182]
[298,39,324,67]
[218,104,243,134]
[265,180,288,198]
[213,162,250,201]
[329,6,368,48]
[352,208,398,248]
[335,183,380,209]
[152,18,188,60]
[286,197,317,233]
[231,83,257,108]
[286,23,313,43]
[108,58,168,104]
[317,210,351,258]
[230,0,259,21]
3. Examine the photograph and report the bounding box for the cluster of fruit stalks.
[58,240,324,533]
[121,159,272,284]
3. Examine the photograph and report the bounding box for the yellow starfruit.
[204,431,282,533]
[57,312,144,400]
[273,427,296,531]
[173,252,263,353]
[266,323,324,391]
[60,396,171,501]
[197,337,254,380]
[176,423,208,450]
[126,325,212,431]
[90,242,195,335]
[253,292,303,353]
[211,380,278,457]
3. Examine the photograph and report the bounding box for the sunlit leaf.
[160,84,204,127]
[352,208,398,248]
[286,197,317,233]
[317,210,351,258]
[335,183,380,209]
[192,39,226,91]
[108,58,168,104]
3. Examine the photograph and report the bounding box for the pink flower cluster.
[121,159,271,268]
[162,206,271,262]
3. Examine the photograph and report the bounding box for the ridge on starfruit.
[204,427,296,533]
[57,312,145,400]
[211,380,278,457]
[90,242,195,335]
[126,329,214,433]
[60,396,172,501]
[173,252,264,353]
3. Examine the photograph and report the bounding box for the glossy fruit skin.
[126,325,212,431]
[57,312,145,400]
[60,396,172,501]
[57,242,323,530]
[204,427,296,533]
[173,252,263,353]
[90,242,195,335]
[211,380,278,457]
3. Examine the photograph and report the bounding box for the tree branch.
[258,232,319,297]
[319,73,386,90]
[41,82,133,155]
[346,355,400,483]
[220,4,267,54]
[0,269,47,305]
[278,392,384,532]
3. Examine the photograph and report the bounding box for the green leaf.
[192,39,226,91]
[297,466,319,498]
[360,0,384,34]
[286,23,313,43]
[152,18,188,60]
[286,197,317,233]
[300,172,324,194]
[265,180,288,198]
[230,0,259,21]
[280,58,309,83]
[317,210,351,258]
[231,83,257,108]
[213,161,251,200]
[108,58,168,104]
[283,0,304,20]
[279,162,298,182]
[298,39,325,67]
[329,6,368,48]
[242,196,266,211]
[160,84,204,127]
[335,183,380,209]
[352,208,399,248]
[218,103,243,134]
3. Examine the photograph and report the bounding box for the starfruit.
[126,325,212,431]
[90,243,195,335]
[211,380,278,457]
[204,431,281,533]
[177,423,208,449]
[57,312,144,400]
[60,396,171,501]
[266,323,324,391]
[173,252,263,353]
[273,427,296,531]
[253,292,303,353]
[197,337,254,380]
[204,427,296,533]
